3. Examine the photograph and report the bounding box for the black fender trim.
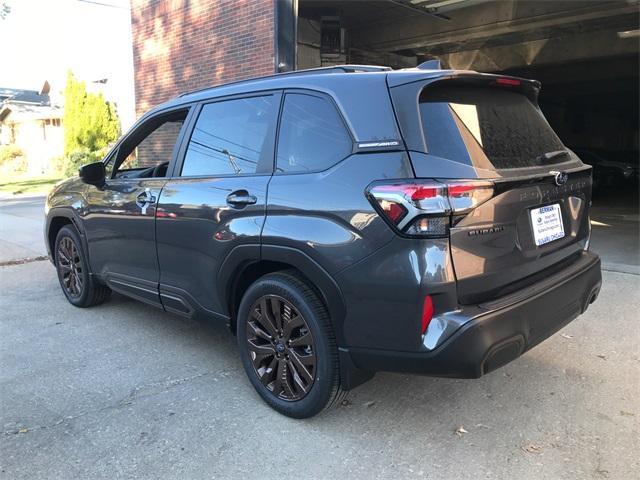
[46,207,89,266]
[217,244,262,318]
[218,244,367,391]
[219,244,347,343]
[261,245,366,391]
[261,244,347,345]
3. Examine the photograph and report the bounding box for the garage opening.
[297,0,639,271]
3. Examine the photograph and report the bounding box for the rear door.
[155,92,280,317]
[409,81,592,303]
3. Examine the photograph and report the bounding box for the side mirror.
[79,161,106,186]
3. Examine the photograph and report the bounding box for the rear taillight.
[447,181,493,213]
[367,180,494,237]
[495,77,521,86]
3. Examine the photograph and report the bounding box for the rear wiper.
[536,150,571,163]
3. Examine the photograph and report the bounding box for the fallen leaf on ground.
[521,443,543,454]
[620,411,635,417]
[18,428,28,434]
[455,426,468,437]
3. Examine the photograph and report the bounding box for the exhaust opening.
[583,286,600,313]
[481,336,525,375]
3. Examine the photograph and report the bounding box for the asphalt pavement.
[0,195,639,480]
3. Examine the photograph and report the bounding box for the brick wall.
[135,119,184,168]
[130,0,276,117]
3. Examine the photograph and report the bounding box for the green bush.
[51,154,66,175]
[0,144,24,165]
[63,149,100,177]
[0,145,27,175]
[64,71,120,156]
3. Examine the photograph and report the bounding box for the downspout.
[274,0,298,73]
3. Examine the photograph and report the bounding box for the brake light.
[367,180,494,237]
[421,295,434,334]
[495,77,521,86]
[409,186,440,200]
[448,181,494,213]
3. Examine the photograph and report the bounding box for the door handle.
[136,190,156,205]
[136,189,157,214]
[226,190,257,208]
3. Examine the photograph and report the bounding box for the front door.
[83,108,191,306]
[155,92,280,318]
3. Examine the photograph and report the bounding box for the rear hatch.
[414,79,592,304]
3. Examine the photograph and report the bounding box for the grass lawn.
[0,175,64,196]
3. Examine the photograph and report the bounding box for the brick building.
[130,0,637,173]
[130,0,295,117]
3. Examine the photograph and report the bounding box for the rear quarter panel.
[262,151,414,274]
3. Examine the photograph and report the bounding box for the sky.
[0,0,136,129]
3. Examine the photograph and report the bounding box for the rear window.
[181,95,276,177]
[419,85,566,169]
[276,93,352,173]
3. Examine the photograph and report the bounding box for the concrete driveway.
[0,195,48,264]
[1,195,639,480]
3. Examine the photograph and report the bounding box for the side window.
[276,93,352,173]
[181,95,276,176]
[113,110,187,178]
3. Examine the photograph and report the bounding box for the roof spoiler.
[416,59,441,70]
[388,71,541,103]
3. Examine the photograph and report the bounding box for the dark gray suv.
[45,64,602,418]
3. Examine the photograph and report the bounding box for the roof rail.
[178,65,391,97]
[325,65,392,73]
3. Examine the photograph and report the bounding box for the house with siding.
[0,81,63,174]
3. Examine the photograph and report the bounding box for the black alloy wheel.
[54,225,110,308]
[57,236,83,298]
[237,271,345,418]
[246,295,316,401]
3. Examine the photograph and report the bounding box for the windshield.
[419,84,567,170]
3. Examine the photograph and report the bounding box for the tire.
[54,225,110,308]
[236,271,345,418]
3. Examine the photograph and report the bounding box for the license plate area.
[530,203,565,246]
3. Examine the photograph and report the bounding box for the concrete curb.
[601,262,640,276]
[0,192,48,202]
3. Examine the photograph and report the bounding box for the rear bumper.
[344,251,601,380]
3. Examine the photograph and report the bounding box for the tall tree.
[63,71,85,156]
[63,71,120,156]
[0,3,10,20]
